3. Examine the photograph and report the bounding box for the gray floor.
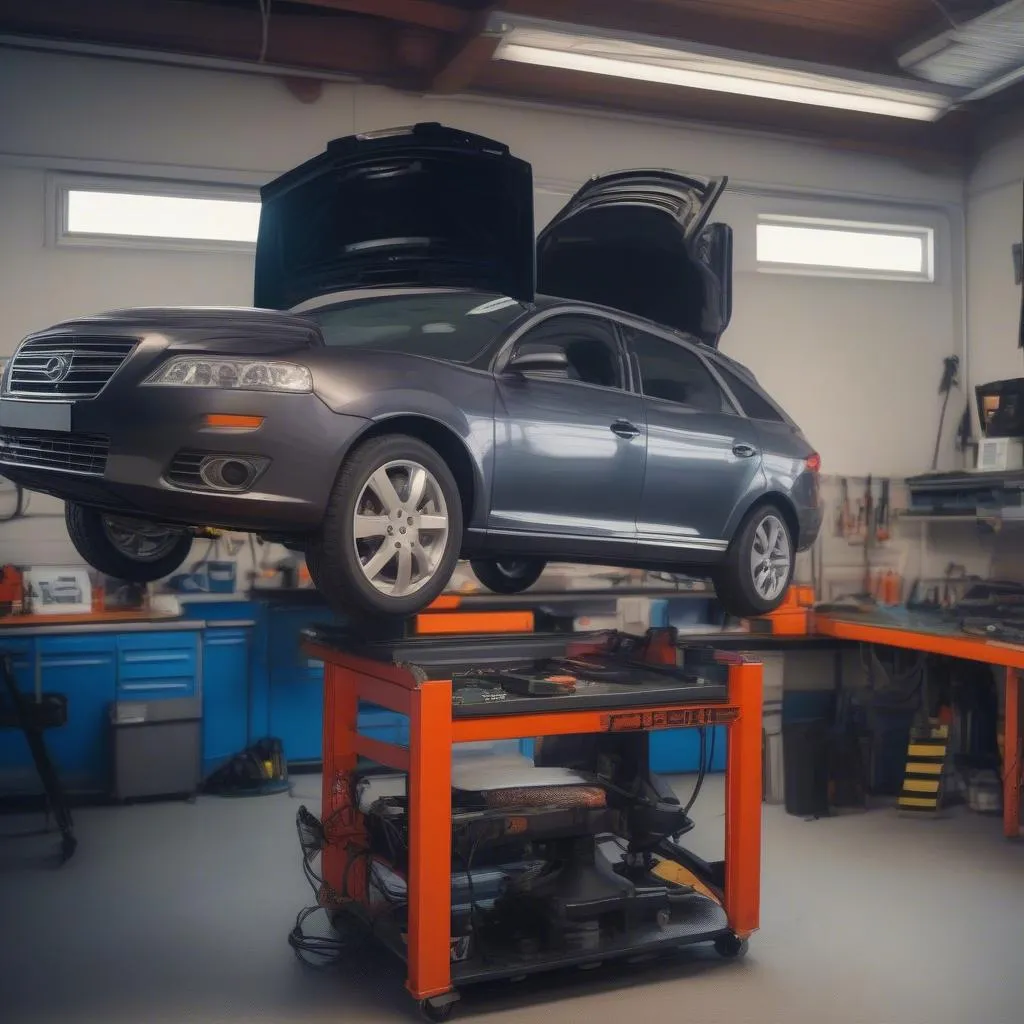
[1,758,1023,1024]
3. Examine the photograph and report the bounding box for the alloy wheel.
[101,516,187,562]
[351,460,450,598]
[749,513,790,602]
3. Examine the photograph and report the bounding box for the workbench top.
[815,608,1024,668]
[0,609,203,635]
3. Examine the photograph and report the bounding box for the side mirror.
[505,343,569,375]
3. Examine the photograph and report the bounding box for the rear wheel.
[308,434,463,618]
[65,503,194,583]
[713,503,793,618]
[470,557,546,595]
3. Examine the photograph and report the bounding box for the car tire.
[65,503,194,583]
[470,558,546,595]
[712,502,794,618]
[309,434,463,618]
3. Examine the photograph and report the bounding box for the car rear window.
[626,328,730,414]
[307,291,527,363]
[712,362,786,422]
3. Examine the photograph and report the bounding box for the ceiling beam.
[432,31,502,93]
[0,0,444,84]
[297,0,469,34]
[430,7,500,93]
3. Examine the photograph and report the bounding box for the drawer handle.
[306,659,324,669]
[118,682,191,692]
[122,652,191,664]
[207,637,247,647]
[41,656,114,668]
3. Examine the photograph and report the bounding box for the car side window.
[511,315,625,390]
[627,328,730,414]
[712,362,786,422]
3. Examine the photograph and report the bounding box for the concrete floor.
[1,759,1023,1024]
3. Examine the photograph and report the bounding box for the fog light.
[198,456,265,492]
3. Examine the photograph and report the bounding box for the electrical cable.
[681,726,708,817]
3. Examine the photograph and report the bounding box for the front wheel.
[470,558,546,595]
[712,503,794,618]
[65,504,194,583]
[308,434,463,618]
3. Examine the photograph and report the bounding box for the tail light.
[805,452,821,473]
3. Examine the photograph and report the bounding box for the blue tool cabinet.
[0,623,224,796]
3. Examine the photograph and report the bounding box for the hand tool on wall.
[876,478,891,542]
[835,477,851,537]
[931,355,961,471]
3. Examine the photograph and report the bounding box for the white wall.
[0,49,969,568]
[966,118,1024,398]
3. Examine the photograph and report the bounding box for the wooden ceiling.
[0,0,1018,165]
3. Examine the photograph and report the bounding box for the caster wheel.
[713,933,749,959]
[420,995,458,1022]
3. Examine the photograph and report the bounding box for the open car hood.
[255,124,732,347]
[537,170,732,347]
[254,123,535,311]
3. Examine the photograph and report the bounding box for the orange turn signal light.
[805,452,821,473]
[203,414,264,431]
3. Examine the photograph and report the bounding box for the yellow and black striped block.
[898,727,948,814]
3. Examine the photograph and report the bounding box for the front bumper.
[0,384,368,533]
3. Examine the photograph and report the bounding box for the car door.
[625,326,765,554]
[489,312,645,551]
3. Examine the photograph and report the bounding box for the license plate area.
[0,401,72,432]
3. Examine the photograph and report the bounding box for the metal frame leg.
[724,659,763,938]
[406,680,454,1001]
[1005,667,1021,840]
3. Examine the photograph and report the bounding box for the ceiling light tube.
[489,18,960,122]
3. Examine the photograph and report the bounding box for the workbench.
[304,625,764,1016]
[815,609,1023,839]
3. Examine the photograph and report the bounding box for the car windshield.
[304,291,528,363]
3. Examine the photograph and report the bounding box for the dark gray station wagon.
[0,123,822,619]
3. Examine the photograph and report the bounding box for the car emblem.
[42,353,72,383]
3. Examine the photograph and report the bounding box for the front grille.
[166,449,206,488]
[0,430,109,476]
[6,336,137,399]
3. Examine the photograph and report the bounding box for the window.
[53,175,261,251]
[711,361,785,422]
[756,215,934,281]
[309,291,528,364]
[513,315,625,389]
[627,329,728,413]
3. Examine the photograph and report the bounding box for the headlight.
[144,357,312,393]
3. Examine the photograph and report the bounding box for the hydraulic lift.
[301,605,763,1020]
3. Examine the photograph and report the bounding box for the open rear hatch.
[255,123,535,310]
[537,171,733,347]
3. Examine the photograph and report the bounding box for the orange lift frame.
[307,627,764,1004]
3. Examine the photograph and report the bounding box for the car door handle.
[732,442,758,458]
[610,420,641,440]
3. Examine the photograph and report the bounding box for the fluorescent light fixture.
[491,19,959,121]
[65,189,260,243]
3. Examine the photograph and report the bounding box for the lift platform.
[301,603,763,1020]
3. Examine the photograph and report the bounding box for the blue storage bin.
[358,707,409,746]
[650,726,726,773]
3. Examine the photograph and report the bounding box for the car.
[0,122,822,620]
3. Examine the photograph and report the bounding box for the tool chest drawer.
[116,632,199,699]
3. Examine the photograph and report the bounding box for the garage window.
[53,176,260,252]
[756,215,934,281]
